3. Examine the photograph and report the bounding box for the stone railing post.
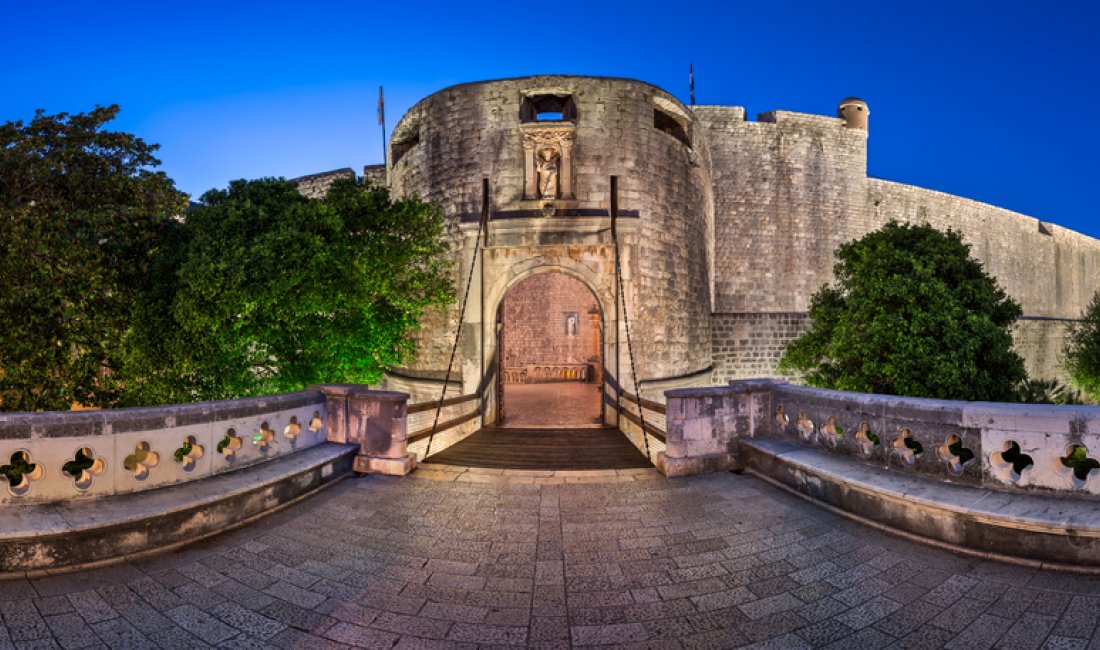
[659,380,778,477]
[316,385,414,476]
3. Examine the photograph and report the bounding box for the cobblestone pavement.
[3,468,1100,649]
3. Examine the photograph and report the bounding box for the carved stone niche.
[520,122,575,202]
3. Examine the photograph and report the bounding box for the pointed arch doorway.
[496,272,603,428]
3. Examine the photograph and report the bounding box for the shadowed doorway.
[497,273,602,428]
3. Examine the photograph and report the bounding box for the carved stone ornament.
[520,122,575,200]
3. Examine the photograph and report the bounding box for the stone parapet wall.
[292,167,356,199]
[664,380,1100,498]
[0,391,329,505]
[867,179,1100,320]
[694,106,870,314]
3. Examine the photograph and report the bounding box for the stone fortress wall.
[695,101,1100,384]
[333,74,1100,401]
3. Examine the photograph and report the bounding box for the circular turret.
[838,97,869,130]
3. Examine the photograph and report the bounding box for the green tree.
[120,177,453,404]
[0,106,188,411]
[779,221,1026,401]
[1063,290,1100,402]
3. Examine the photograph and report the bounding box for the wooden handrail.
[408,408,482,443]
[603,392,667,443]
[408,392,479,414]
[620,390,667,415]
[618,407,667,443]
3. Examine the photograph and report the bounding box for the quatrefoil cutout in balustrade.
[991,440,1033,483]
[123,441,160,481]
[774,405,789,430]
[821,416,844,448]
[284,417,302,446]
[218,429,243,460]
[173,435,205,472]
[855,421,880,458]
[1059,444,1099,488]
[62,447,105,490]
[1,450,44,497]
[892,428,923,466]
[937,434,975,476]
[796,412,815,442]
[308,412,324,432]
[252,422,275,452]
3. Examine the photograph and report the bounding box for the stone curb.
[413,462,664,484]
[0,443,357,574]
[740,438,1100,571]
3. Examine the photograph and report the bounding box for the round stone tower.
[838,97,870,130]
[386,75,714,412]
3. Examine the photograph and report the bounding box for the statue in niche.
[564,312,577,336]
[536,147,560,199]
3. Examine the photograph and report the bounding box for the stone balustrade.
[0,385,418,506]
[502,364,591,384]
[659,379,1100,566]
[0,391,330,505]
[661,380,1100,496]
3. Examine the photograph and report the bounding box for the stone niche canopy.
[521,122,575,201]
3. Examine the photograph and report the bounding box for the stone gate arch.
[476,251,620,427]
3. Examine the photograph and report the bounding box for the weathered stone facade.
[321,74,1100,409]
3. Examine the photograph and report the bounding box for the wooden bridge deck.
[424,427,652,470]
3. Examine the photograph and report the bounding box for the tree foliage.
[779,221,1026,401]
[120,177,454,405]
[0,106,188,411]
[1063,290,1100,402]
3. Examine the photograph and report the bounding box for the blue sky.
[4,1,1098,236]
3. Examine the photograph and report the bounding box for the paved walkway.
[502,384,603,428]
[2,469,1099,649]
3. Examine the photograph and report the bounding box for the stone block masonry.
[327,73,1100,392]
[711,312,810,384]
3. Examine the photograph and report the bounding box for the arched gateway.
[380,76,716,466]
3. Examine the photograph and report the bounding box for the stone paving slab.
[1,471,1099,648]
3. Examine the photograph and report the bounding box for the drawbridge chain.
[425,186,489,459]
[610,177,650,461]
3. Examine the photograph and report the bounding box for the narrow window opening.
[654,107,691,147]
[521,95,577,123]
[390,120,420,167]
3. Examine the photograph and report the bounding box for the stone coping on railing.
[662,379,1100,498]
[0,391,332,505]
[0,390,326,439]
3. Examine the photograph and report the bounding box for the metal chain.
[425,218,486,458]
[614,240,650,461]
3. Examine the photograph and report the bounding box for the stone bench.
[739,438,1100,571]
[0,443,357,575]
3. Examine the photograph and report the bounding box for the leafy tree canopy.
[0,106,188,411]
[1063,290,1100,402]
[779,221,1026,401]
[120,177,454,405]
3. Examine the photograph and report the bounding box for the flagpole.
[689,64,695,106]
[378,86,387,168]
